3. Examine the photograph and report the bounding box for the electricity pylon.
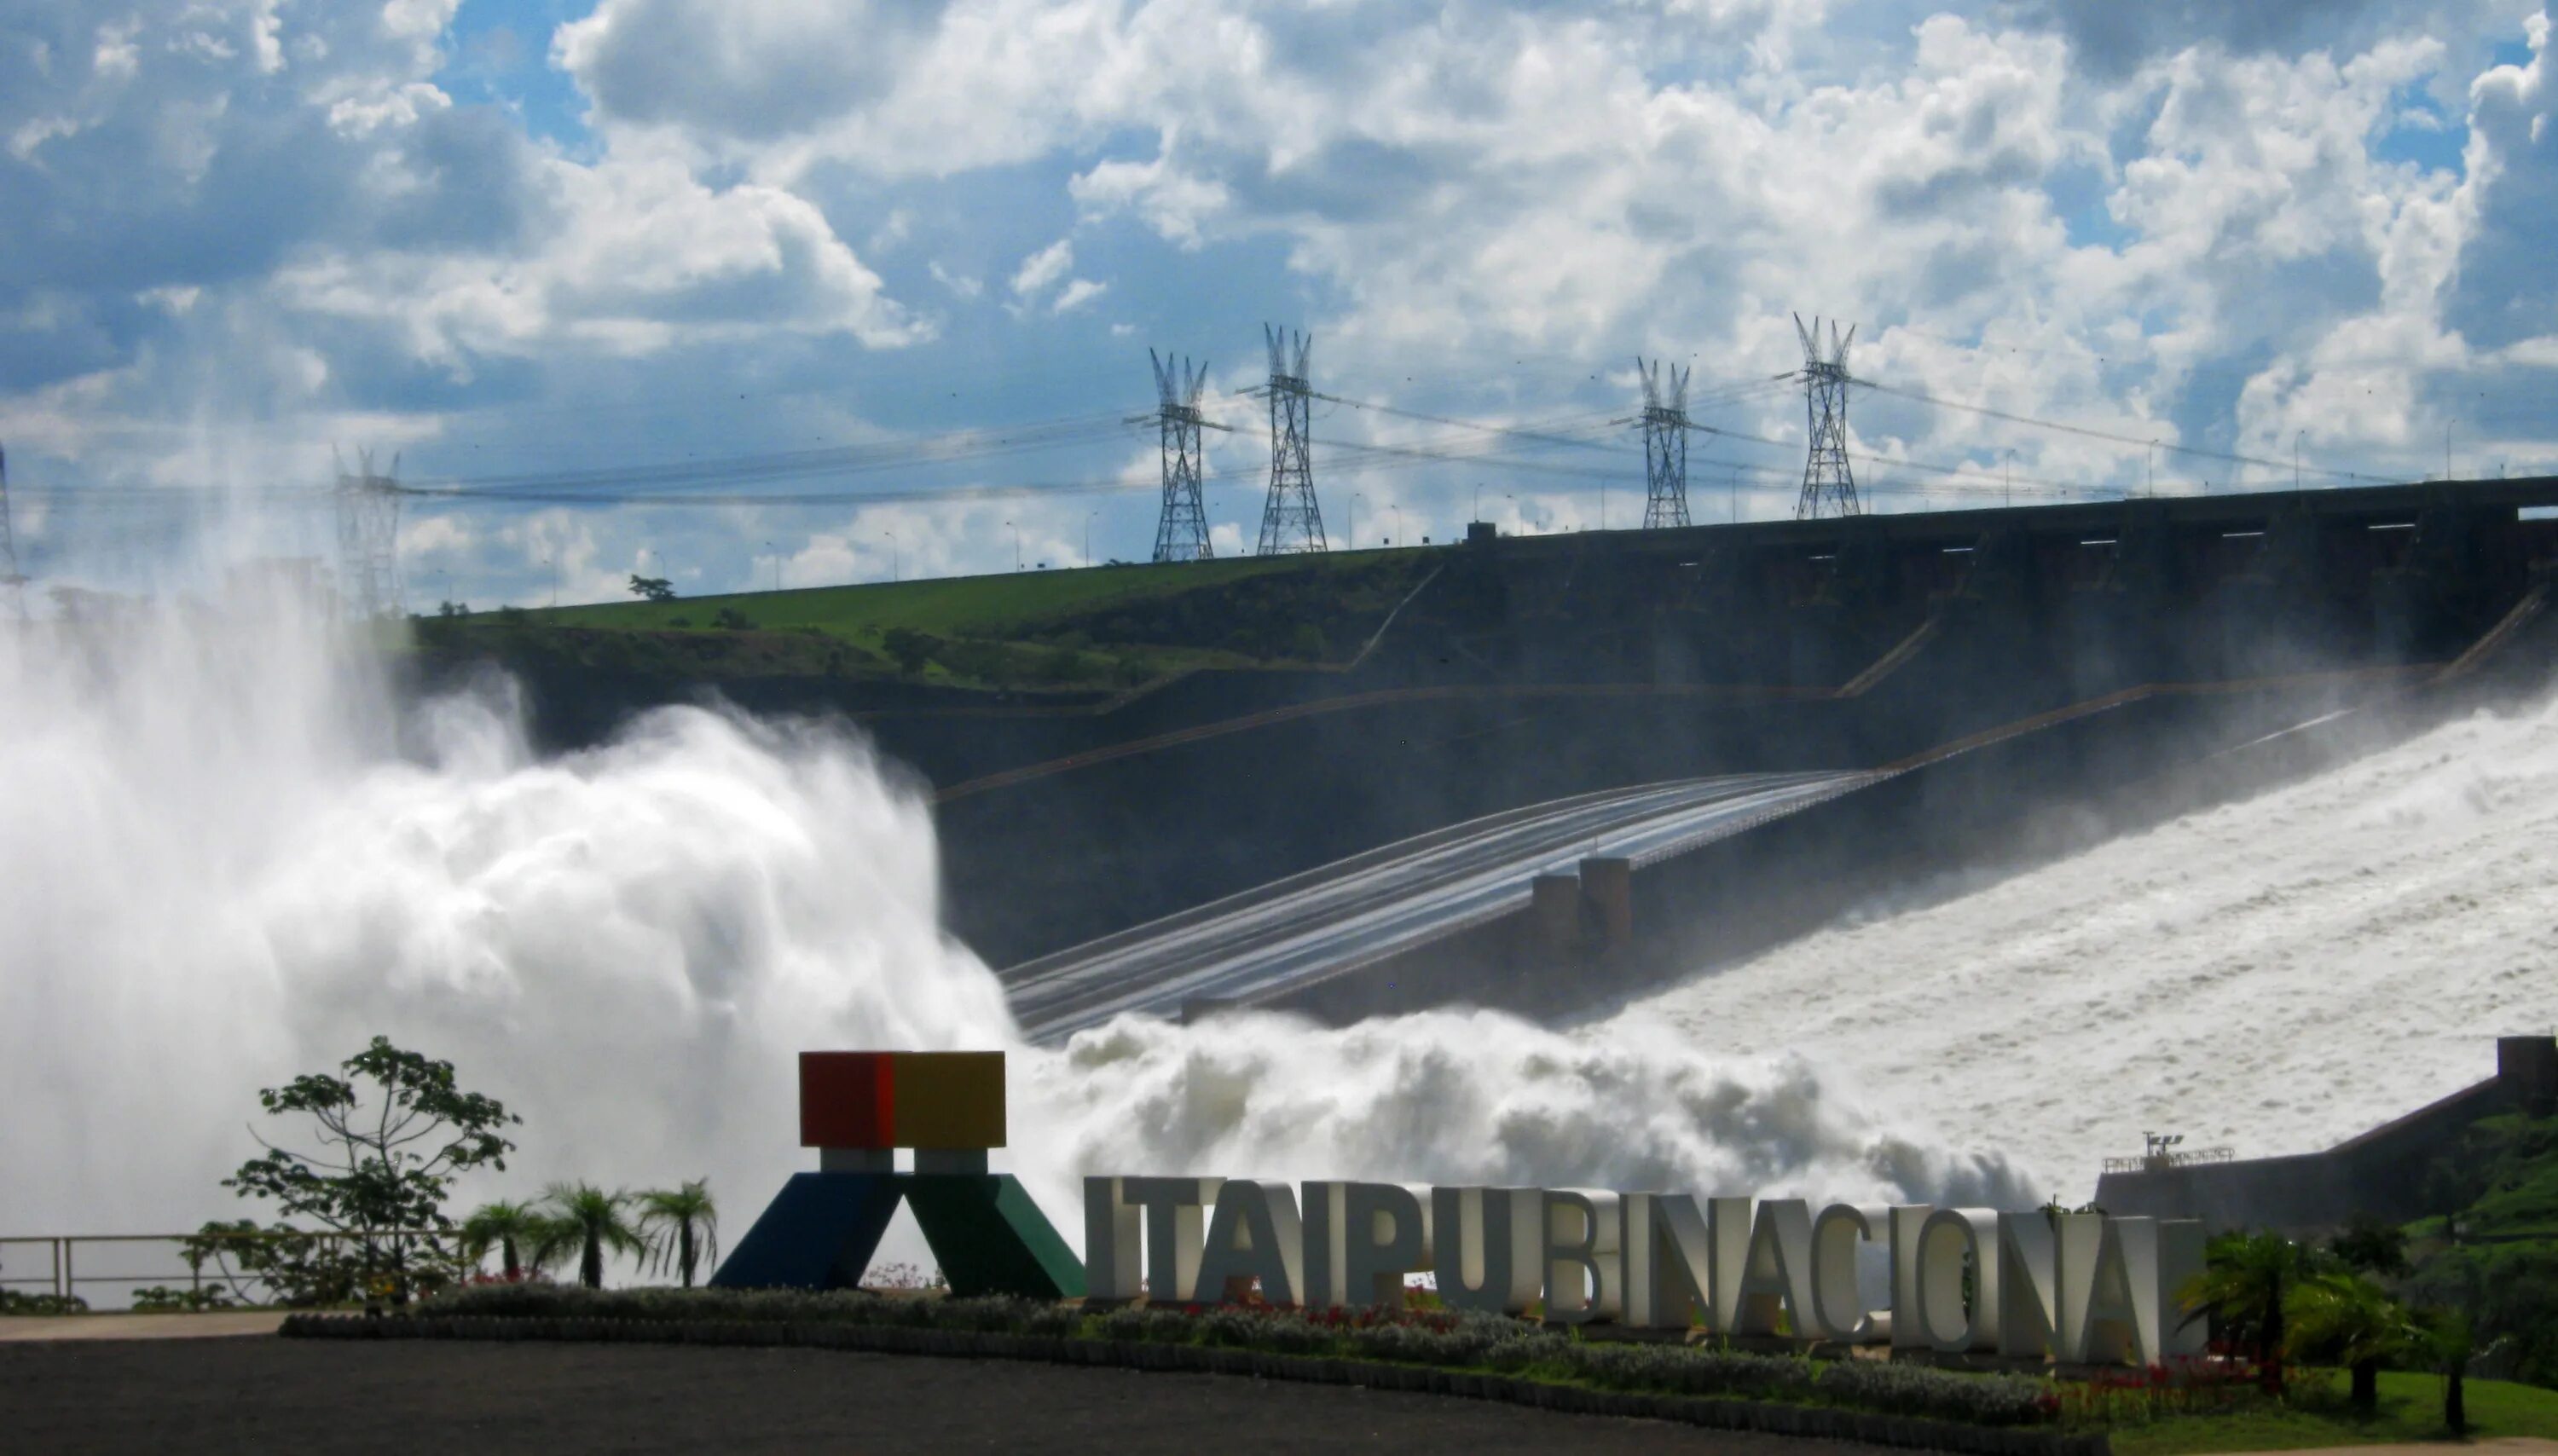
[332,446,403,618]
[0,442,24,622]
[1135,350,1224,563]
[1791,314,1860,519]
[1255,325,1325,554]
[1636,357,1694,529]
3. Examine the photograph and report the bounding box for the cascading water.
[1632,689,2558,1199]
[0,581,2025,1257]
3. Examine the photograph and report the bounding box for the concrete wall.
[1263,679,2389,1025]
[2095,1036,2558,1232]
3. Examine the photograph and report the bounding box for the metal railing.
[2100,1147,2238,1175]
[1,1230,453,1310]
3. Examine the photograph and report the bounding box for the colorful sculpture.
[712,1051,1084,1298]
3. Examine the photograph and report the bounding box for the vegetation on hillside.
[413,550,1437,691]
[2400,1112,2558,1387]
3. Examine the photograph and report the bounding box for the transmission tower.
[0,442,25,623]
[332,446,404,619]
[1255,325,1326,554]
[1791,314,1861,519]
[1136,350,1223,563]
[1636,357,1694,529]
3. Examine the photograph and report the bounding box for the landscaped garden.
[24,1033,2558,1456]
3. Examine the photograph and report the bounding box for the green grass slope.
[2113,1369,2558,1454]
[426,549,1436,692]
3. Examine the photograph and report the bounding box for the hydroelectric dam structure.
[483,477,2558,1034]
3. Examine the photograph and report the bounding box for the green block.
[904,1174,1087,1299]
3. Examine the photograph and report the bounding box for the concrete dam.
[482,477,2558,1030]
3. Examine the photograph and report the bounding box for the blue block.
[709,1172,904,1290]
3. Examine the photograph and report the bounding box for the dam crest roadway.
[1000,769,1872,1043]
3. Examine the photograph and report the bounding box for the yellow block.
[890,1051,1007,1150]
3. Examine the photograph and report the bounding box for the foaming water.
[1627,690,2558,1200]
[1026,1013,2030,1208]
[0,592,1010,1234]
[0,585,2025,1248]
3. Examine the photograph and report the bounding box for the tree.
[628,575,675,602]
[2329,1213,2411,1278]
[460,1200,550,1281]
[225,1037,518,1305]
[2422,1307,2474,1435]
[2182,1230,2316,1393]
[881,627,939,675]
[535,1182,644,1290]
[636,1180,721,1288]
[2290,1271,2422,1412]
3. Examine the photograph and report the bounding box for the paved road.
[0,1338,1901,1455]
[1003,770,1872,1043]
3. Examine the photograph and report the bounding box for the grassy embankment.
[425,550,1435,691]
[2121,1112,2558,1453]
[2115,1369,2558,1454]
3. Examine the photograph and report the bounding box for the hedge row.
[412,1286,2057,1430]
[287,1311,2107,1456]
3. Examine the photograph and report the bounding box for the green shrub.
[404,1285,2069,1428]
[1097,1306,1196,1343]
[1815,1360,2057,1426]
[130,1285,238,1313]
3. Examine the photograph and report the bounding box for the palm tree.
[2290,1271,2421,1412]
[2182,1230,2313,1393]
[458,1199,547,1280]
[635,1180,721,1288]
[535,1183,644,1291]
[2423,1307,2474,1434]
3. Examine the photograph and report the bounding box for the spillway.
[1003,770,1872,1043]
[1618,690,2558,1199]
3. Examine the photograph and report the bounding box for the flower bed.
[291,1284,2092,1450]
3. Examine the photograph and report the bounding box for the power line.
[1855,378,2385,483]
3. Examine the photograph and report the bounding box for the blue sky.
[4,0,2558,609]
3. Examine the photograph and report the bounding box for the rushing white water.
[1627,689,2558,1202]
[0,590,1010,1239]
[0,582,2019,1262]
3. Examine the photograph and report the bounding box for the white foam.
[1624,690,2558,1199]
[0,582,2023,1256]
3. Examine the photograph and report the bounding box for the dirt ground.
[0,1337,1902,1454]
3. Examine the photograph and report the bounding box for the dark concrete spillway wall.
[463,480,2558,972]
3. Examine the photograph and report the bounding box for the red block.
[800,1052,895,1149]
